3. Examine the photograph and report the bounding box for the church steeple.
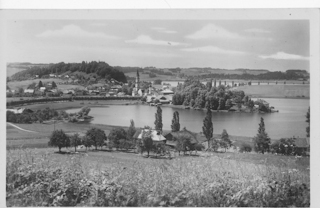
[135,70,140,89]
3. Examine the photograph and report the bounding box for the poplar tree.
[171,111,180,132]
[252,117,271,154]
[154,106,163,132]
[306,107,310,137]
[203,107,213,148]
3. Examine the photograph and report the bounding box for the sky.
[6,19,310,71]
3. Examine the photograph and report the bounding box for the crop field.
[234,85,310,98]
[6,147,310,207]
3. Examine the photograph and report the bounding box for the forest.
[10,61,127,83]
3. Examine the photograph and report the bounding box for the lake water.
[67,98,309,140]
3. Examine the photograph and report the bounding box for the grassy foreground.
[6,147,310,207]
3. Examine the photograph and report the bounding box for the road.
[7,122,39,133]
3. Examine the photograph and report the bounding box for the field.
[7,99,138,110]
[234,85,310,98]
[6,147,310,207]
[7,78,85,91]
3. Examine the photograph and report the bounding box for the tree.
[306,107,310,137]
[70,133,81,152]
[218,98,225,110]
[127,119,136,140]
[86,128,106,150]
[108,127,127,150]
[252,117,271,154]
[18,87,24,94]
[154,106,163,132]
[171,111,180,132]
[202,107,213,149]
[48,129,70,152]
[82,136,93,151]
[175,136,192,155]
[52,81,57,89]
[38,80,44,88]
[143,136,153,157]
[219,129,232,152]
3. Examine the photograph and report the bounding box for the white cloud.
[37,24,118,39]
[91,23,107,27]
[245,28,271,33]
[259,52,309,60]
[151,27,177,34]
[125,35,187,46]
[181,46,246,55]
[186,24,241,39]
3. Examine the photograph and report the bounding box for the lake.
[67,98,309,140]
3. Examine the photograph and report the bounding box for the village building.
[161,89,174,95]
[24,89,35,94]
[49,74,56,78]
[39,87,46,92]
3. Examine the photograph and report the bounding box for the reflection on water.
[67,98,309,139]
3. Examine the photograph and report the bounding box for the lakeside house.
[134,129,167,142]
[161,89,174,95]
[294,137,310,156]
[24,89,35,94]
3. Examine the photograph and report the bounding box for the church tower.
[135,70,140,89]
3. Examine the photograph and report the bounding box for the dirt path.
[7,123,39,133]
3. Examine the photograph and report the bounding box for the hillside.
[9,61,127,83]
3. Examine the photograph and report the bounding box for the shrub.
[239,143,252,153]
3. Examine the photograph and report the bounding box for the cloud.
[91,23,107,27]
[259,52,309,60]
[151,27,177,34]
[186,24,241,39]
[245,28,271,33]
[37,24,118,39]
[125,35,187,46]
[181,46,246,55]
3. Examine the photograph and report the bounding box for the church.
[132,70,144,96]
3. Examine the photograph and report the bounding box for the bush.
[239,143,252,153]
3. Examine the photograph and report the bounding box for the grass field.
[6,99,137,110]
[234,85,310,98]
[6,147,310,206]
[7,78,85,91]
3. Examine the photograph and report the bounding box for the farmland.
[234,85,310,98]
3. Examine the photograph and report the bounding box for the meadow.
[7,78,85,91]
[6,147,310,207]
[235,85,310,98]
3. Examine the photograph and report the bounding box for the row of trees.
[49,128,107,152]
[6,106,91,124]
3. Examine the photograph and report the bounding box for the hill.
[234,85,310,98]
[9,61,127,83]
